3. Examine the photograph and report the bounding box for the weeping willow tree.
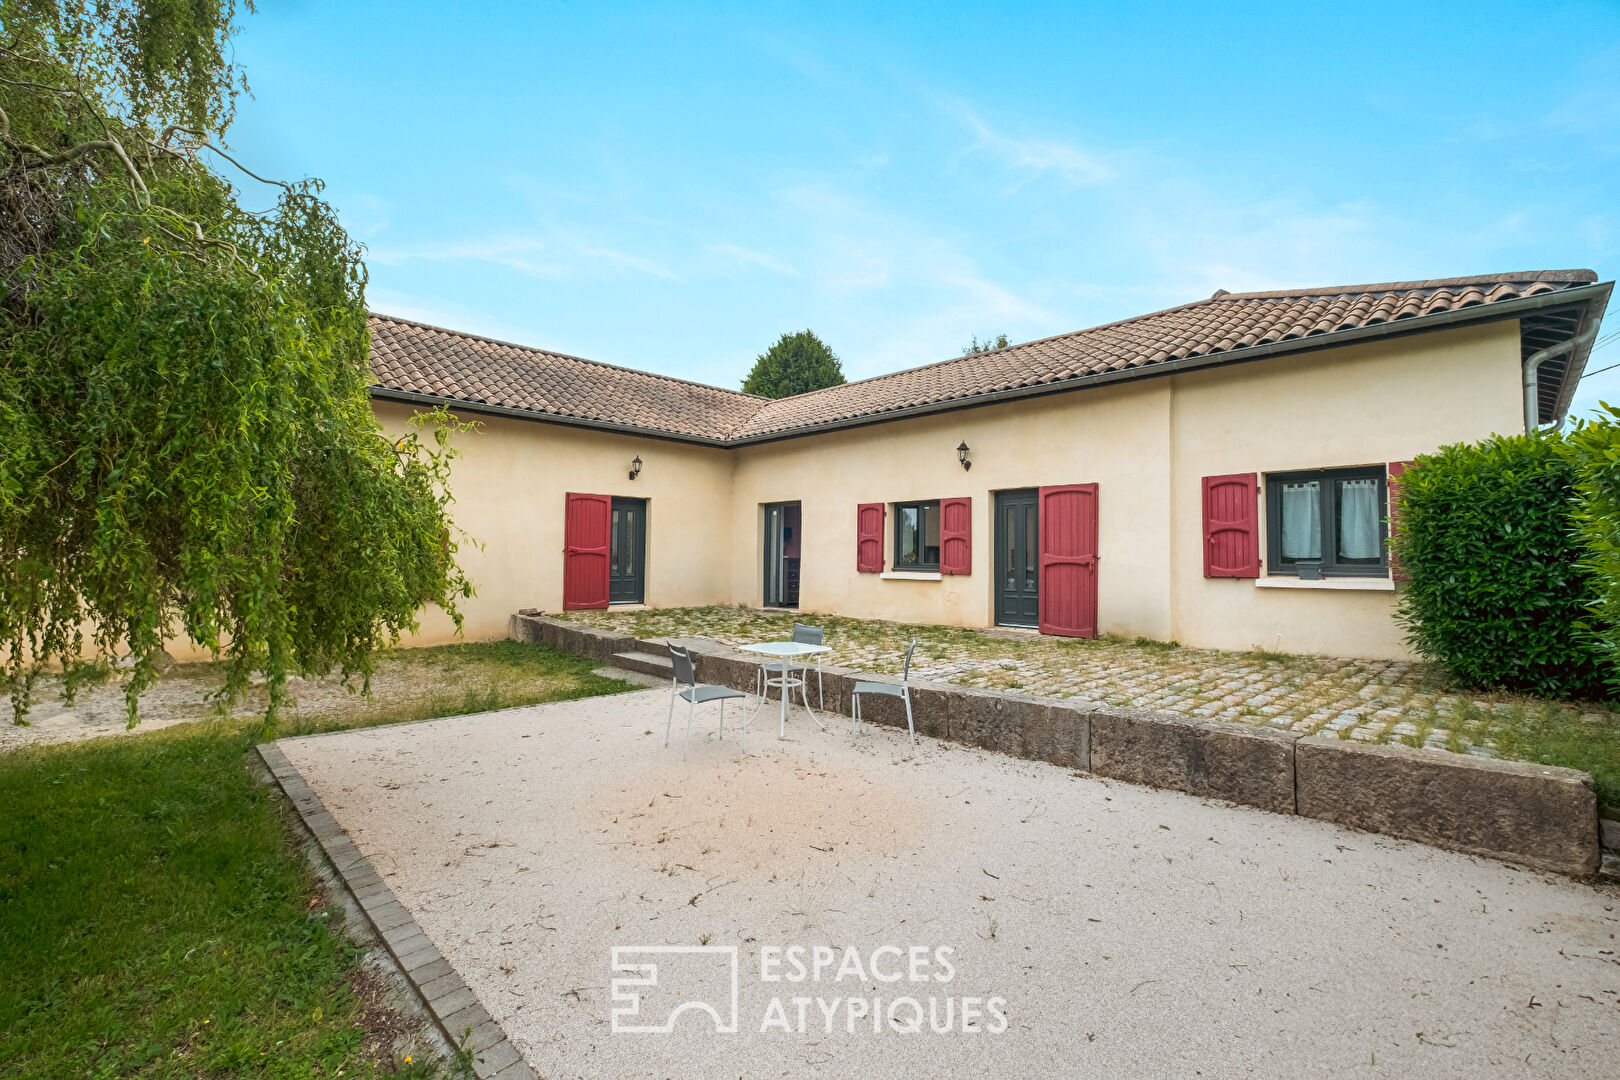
[0,0,474,726]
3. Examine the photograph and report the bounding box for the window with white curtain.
[1265,467,1388,577]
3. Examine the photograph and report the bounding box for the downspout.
[1524,321,1601,433]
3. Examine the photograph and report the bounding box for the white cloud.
[344,193,391,239]
[764,182,1070,375]
[364,287,544,345]
[943,101,1114,187]
[708,243,801,277]
[578,245,680,281]
[1104,183,1393,302]
[367,236,558,277]
[366,234,679,282]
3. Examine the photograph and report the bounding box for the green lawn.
[0,641,631,1079]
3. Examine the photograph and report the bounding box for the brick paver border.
[255,742,535,1080]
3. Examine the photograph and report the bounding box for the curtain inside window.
[899,506,920,565]
[1336,478,1381,561]
[1280,481,1321,560]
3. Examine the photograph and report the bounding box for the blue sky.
[225,2,1620,414]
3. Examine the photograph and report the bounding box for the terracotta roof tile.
[729,270,1600,438]
[368,316,762,441]
[368,270,1603,443]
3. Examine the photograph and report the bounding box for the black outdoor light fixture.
[957,441,972,470]
[628,454,643,481]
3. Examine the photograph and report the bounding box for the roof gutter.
[733,281,1615,446]
[1524,318,1601,433]
[1545,280,1613,425]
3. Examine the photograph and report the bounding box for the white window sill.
[1255,577,1394,592]
[881,571,943,581]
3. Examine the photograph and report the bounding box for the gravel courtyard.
[279,689,1620,1080]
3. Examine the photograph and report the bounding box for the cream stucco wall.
[724,379,1175,639]
[370,318,1525,661]
[1166,319,1524,657]
[372,401,736,645]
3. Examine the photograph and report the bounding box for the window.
[1265,467,1387,577]
[893,500,941,570]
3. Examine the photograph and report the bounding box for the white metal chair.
[755,622,826,709]
[665,642,747,758]
[850,638,918,747]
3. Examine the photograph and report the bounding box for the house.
[366,270,1611,660]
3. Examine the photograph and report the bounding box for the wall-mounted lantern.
[628,454,643,481]
[957,441,972,471]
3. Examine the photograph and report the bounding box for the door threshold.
[983,624,1040,638]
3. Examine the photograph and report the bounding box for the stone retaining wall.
[511,613,1601,877]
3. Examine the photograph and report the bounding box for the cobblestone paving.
[559,606,1620,761]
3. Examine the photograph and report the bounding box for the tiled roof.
[368,270,1607,443]
[368,316,764,441]
[732,271,1602,438]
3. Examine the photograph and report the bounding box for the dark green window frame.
[893,500,941,571]
[608,496,646,603]
[1264,466,1388,578]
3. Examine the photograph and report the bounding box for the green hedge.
[1567,405,1620,691]
[1393,431,1608,699]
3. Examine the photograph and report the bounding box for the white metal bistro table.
[739,640,832,737]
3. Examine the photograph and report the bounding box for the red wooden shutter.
[1202,473,1259,578]
[562,492,611,610]
[1038,484,1098,638]
[940,497,972,575]
[1387,461,1415,581]
[856,503,885,573]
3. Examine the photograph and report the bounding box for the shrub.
[1566,405,1620,691]
[1393,431,1607,698]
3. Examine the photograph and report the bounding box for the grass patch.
[1491,703,1620,806]
[276,639,632,736]
[0,641,630,1079]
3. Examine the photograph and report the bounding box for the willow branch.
[3,132,150,203]
[152,125,291,191]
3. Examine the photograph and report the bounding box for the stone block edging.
[256,742,536,1079]
[513,613,1601,876]
[1295,738,1600,876]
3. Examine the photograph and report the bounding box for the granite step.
[611,650,675,679]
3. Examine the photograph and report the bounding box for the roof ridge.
[368,312,769,402]
[1211,269,1598,302]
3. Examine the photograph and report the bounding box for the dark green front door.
[995,489,1039,627]
[609,497,645,604]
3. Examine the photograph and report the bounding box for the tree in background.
[962,333,1010,355]
[741,330,846,398]
[0,0,473,726]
